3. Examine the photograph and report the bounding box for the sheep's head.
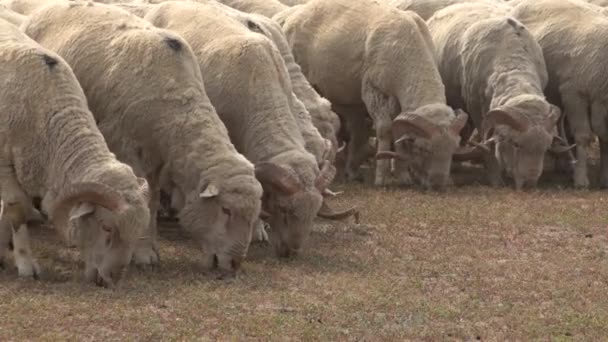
[377,106,469,190]
[254,161,328,258]
[481,103,572,189]
[177,175,263,277]
[50,178,150,288]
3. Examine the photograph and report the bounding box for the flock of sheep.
[0,0,605,288]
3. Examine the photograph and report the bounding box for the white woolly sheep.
[388,0,505,20]
[0,4,25,25]
[22,1,264,275]
[145,1,337,257]
[0,17,151,286]
[426,2,573,188]
[277,0,469,190]
[510,0,608,188]
[217,0,288,17]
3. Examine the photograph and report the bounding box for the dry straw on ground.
[1,165,607,340]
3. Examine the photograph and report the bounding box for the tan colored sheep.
[388,0,505,20]
[145,1,336,257]
[511,0,608,188]
[427,2,571,188]
[22,1,264,274]
[0,17,150,286]
[277,0,469,189]
[217,0,288,17]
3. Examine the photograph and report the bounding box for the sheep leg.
[591,102,608,188]
[0,215,11,270]
[10,222,40,279]
[561,90,591,188]
[0,162,42,224]
[344,108,371,182]
[133,183,160,266]
[374,119,394,186]
[484,151,503,187]
[362,78,402,186]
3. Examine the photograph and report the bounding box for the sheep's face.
[380,108,468,191]
[483,104,568,189]
[494,126,553,189]
[393,132,461,190]
[56,179,150,288]
[68,197,150,287]
[178,178,262,277]
[263,189,322,258]
[254,161,330,258]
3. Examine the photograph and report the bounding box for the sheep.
[387,0,505,20]
[112,0,342,171]
[0,17,151,286]
[217,0,288,17]
[22,1,266,274]
[201,1,342,169]
[276,0,469,190]
[510,0,608,188]
[0,3,25,25]
[144,1,338,257]
[425,2,573,188]
[0,0,63,14]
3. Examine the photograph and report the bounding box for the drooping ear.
[255,162,302,195]
[391,113,439,141]
[69,202,95,221]
[449,109,469,136]
[544,104,561,132]
[199,183,220,199]
[482,108,529,139]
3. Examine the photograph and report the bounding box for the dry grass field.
[1,164,608,340]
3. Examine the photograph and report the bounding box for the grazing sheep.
[0,17,151,286]
[387,0,505,20]
[206,1,342,167]
[145,1,337,257]
[277,0,469,189]
[426,2,572,188]
[510,0,608,188]
[217,0,288,17]
[22,1,264,274]
[0,4,25,25]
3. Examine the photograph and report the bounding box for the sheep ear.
[199,183,220,198]
[69,202,95,221]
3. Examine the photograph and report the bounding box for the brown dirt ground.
[1,164,607,341]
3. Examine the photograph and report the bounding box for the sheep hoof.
[133,245,160,266]
[574,176,589,190]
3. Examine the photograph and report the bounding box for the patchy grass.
[1,172,608,340]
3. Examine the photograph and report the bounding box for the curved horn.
[336,141,346,153]
[483,108,529,138]
[255,162,302,195]
[317,200,359,223]
[375,150,401,160]
[49,182,127,229]
[322,188,343,197]
[321,138,332,161]
[449,109,469,136]
[544,105,561,132]
[315,160,337,192]
[392,113,440,141]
